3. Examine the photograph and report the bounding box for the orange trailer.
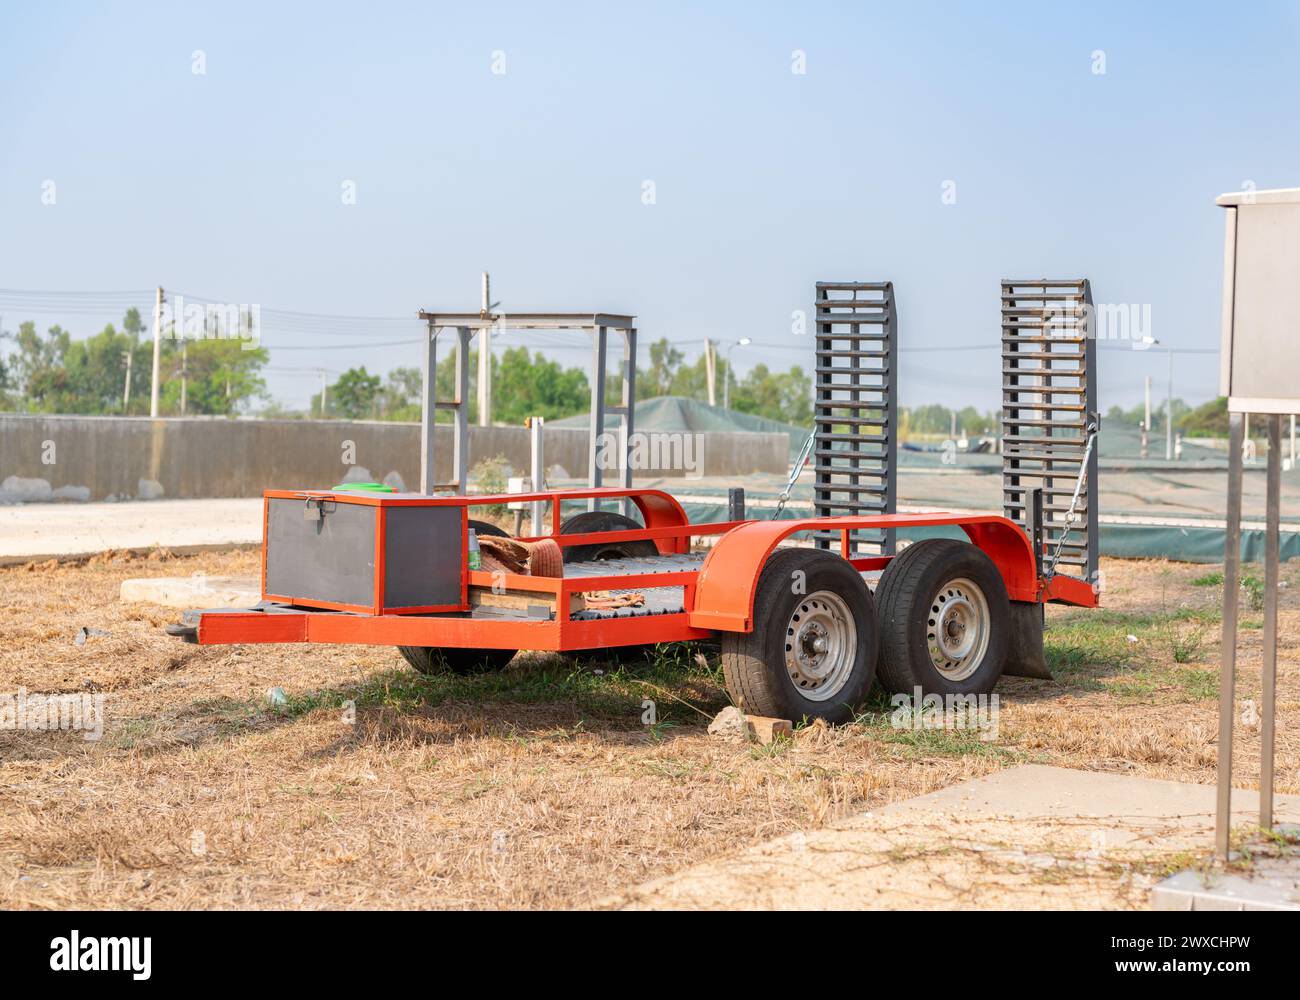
[168,484,1096,724]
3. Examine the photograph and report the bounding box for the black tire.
[397,646,516,675]
[720,548,878,725]
[874,538,1010,697]
[468,519,509,538]
[559,510,658,563]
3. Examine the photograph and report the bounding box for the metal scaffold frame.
[414,311,637,507]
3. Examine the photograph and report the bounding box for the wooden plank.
[469,586,586,613]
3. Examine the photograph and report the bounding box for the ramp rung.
[814,360,888,371]
[815,414,889,426]
[816,477,889,490]
[815,448,887,461]
[817,281,891,292]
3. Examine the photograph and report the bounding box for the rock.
[265,687,287,708]
[74,627,111,646]
[137,478,165,500]
[707,708,795,744]
[382,471,406,492]
[708,706,747,738]
[340,466,373,484]
[52,485,91,502]
[747,715,794,745]
[0,476,53,503]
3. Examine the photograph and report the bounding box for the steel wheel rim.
[783,590,857,702]
[926,577,990,682]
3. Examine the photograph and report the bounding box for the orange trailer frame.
[176,485,1096,653]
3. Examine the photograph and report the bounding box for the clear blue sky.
[2,0,1297,412]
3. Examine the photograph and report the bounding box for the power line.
[0,287,1224,365]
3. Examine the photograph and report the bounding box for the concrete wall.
[0,415,787,502]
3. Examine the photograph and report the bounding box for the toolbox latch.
[303,496,336,521]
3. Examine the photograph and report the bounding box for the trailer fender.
[689,514,1041,633]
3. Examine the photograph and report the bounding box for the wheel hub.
[926,578,991,681]
[784,591,857,701]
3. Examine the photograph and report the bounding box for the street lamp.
[1139,337,1172,460]
[723,337,751,411]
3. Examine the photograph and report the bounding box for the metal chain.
[774,431,816,518]
[1042,420,1098,581]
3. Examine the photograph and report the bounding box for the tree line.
[0,309,268,416]
[2,317,1017,433]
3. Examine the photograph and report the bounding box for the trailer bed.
[565,552,704,620]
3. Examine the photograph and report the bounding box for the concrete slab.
[607,765,1300,910]
[120,575,261,609]
[0,498,262,564]
[1152,824,1300,911]
[1153,861,1300,911]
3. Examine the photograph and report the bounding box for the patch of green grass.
[747,734,793,759]
[1241,574,1265,612]
[1106,671,1161,699]
[1173,667,1219,700]
[104,717,156,749]
[1191,571,1224,587]
[849,696,1018,760]
[1045,607,1221,694]
[252,648,727,731]
[878,725,1015,759]
[1044,611,1141,687]
[1162,615,1215,664]
[1104,663,1219,703]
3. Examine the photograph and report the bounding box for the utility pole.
[319,370,329,418]
[150,286,164,417]
[477,272,493,426]
[1165,345,1173,461]
[704,338,717,406]
[1141,375,1151,459]
[723,338,751,411]
[122,348,133,410]
[180,342,188,416]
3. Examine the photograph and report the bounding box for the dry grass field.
[1,548,1298,909]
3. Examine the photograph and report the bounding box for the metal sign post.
[1213,188,1299,857]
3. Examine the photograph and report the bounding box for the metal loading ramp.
[812,281,898,556]
[1001,279,1100,584]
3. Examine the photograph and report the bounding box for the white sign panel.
[1218,188,1300,414]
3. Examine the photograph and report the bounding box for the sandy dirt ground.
[609,766,1300,910]
[0,498,262,563]
[1,550,1297,909]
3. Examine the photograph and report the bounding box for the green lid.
[331,482,396,492]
